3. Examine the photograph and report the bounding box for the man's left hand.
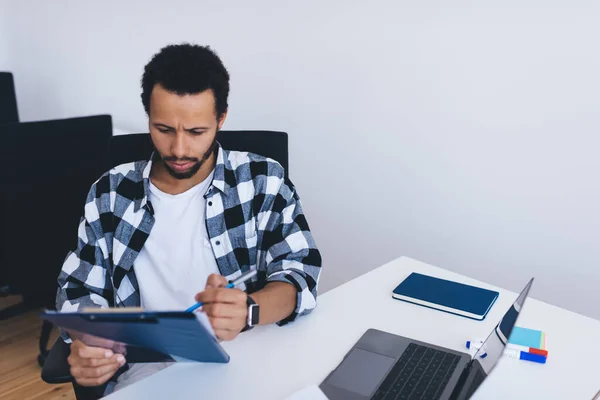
[195,274,248,341]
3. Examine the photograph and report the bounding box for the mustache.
[162,156,200,162]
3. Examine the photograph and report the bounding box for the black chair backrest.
[217,130,289,174]
[0,72,19,124]
[110,130,289,175]
[109,133,154,169]
[0,115,112,303]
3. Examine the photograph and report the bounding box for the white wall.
[2,0,599,318]
[0,5,11,70]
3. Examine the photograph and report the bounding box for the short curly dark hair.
[141,43,230,119]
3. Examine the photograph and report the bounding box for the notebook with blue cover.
[392,272,499,321]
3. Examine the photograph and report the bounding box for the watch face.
[249,304,259,326]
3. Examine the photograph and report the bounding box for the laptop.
[320,278,534,400]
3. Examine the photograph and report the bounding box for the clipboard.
[41,310,229,363]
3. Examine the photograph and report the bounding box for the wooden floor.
[0,296,75,400]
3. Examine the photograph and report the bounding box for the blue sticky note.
[508,326,545,349]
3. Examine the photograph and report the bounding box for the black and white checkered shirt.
[56,144,322,326]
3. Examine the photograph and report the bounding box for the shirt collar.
[210,143,230,194]
[140,143,230,210]
[139,155,153,212]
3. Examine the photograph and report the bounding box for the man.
[56,43,322,393]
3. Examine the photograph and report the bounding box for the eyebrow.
[153,123,210,132]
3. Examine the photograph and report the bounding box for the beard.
[158,138,218,180]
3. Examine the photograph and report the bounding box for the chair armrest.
[41,338,73,384]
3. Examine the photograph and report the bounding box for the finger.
[70,339,85,351]
[80,354,124,368]
[195,275,231,302]
[208,316,246,331]
[113,342,127,355]
[73,354,124,375]
[75,368,121,387]
[205,273,228,289]
[76,346,114,358]
[76,361,122,379]
[196,287,246,304]
[203,303,247,319]
[214,329,239,342]
[71,364,115,382]
[75,344,114,359]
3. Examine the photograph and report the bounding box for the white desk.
[105,257,600,399]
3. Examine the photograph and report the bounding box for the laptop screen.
[456,278,534,399]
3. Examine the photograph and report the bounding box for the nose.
[171,131,188,159]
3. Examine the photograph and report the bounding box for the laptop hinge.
[449,360,472,400]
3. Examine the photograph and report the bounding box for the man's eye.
[191,131,205,136]
[158,128,171,133]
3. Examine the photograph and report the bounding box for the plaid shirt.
[56,144,322,327]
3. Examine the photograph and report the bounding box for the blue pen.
[185,269,258,313]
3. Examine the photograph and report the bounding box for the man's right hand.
[68,339,126,386]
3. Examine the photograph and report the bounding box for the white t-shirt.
[137,171,219,310]
[113,171,219,393]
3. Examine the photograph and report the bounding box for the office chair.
[0,115,112,373]
[0,72,19,124]
[41,130,289,400]
[0,72,19,302]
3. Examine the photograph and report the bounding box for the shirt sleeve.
[55,180,112,339]
[258,174,322,325]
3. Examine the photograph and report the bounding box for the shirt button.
[208,201,213,206]
[216,240,221,245]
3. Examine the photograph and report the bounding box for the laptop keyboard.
[371,343,460,400]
